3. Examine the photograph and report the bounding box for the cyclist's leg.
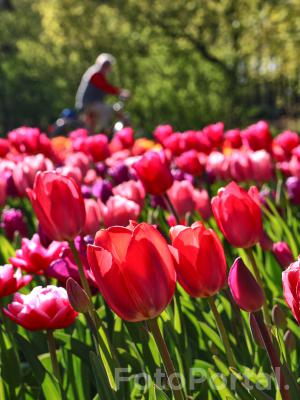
[97,104,114,132]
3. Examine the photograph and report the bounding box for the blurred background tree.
[0,0,299,134]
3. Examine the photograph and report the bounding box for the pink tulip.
[113,180,145,208]
[206,151,230,181]
[13,154,53,196]
[83,199,102,235]
[10,234,66,274]
[249,150,273,182]
[282,260,300,324]
[167,180,196,218]
[229,151,252,182]
[98,195,140,227]
[0,264,32,298]
[193,188,211,220]
[65,152,90,177]
[3,285,78,331]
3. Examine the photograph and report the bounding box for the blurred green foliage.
[0,0,300,133]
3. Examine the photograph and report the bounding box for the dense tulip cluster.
[0,121,299,400]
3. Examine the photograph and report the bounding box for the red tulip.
[27,171,86,241]
[203,122,224,148]
[176,150,203,176]
[273,130,299,161]
[182,130,211,154]
[133,151,173,195]
[3,285,78,331]
[224,129,242,149]
[86,134,110,162]
[153,124,173,144]
[0,174,7,206]
[0,138,10,158]
[110,127,134,152]
[211,182,262,248]
[163,133,185,156]
[228,257,265,312]
[241,120,272,151]
[169,222,226,297]
[282,260,300,324]
[87,222,176,321]
[0,264,32,298]
[10,234,65,274]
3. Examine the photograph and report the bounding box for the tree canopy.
[0,0,299,133]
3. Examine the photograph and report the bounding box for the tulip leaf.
[14,332,46,383]
[41,373,62,400]
[198,321,225,352]
[89,351,117,400]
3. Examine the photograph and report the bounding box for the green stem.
[246,247,271,326]
[69,240,93,301]
[69,240,120,368]
[163,193,180,224]
[207,297,237,368]
[148,318,185,400]
[46,330,61,384]
[253,311,291,400]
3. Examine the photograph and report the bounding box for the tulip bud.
[249,313,264,348]
[283,330,296,351]
[66,278,90,314]
[228,257,265,312]
[259,230,273,251]
[272,242,294,270]
[271,305,286,329]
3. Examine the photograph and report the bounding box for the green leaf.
[14,333,46,383]
[89,351,117,400]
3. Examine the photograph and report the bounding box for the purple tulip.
[286,176,300,205]
[1,208,28,241]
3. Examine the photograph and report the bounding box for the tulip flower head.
[27,171,86,241]
[282,259,300,324]
[169,222,227,297]
[272,242,294,270]
[0,264,32,298]
[87,222,176,322]
[10,234,65,274]
[3,285,78,330]
[133,151,173,195]
[212,182,263,248]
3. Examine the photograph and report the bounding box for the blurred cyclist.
[75,53,130,133]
